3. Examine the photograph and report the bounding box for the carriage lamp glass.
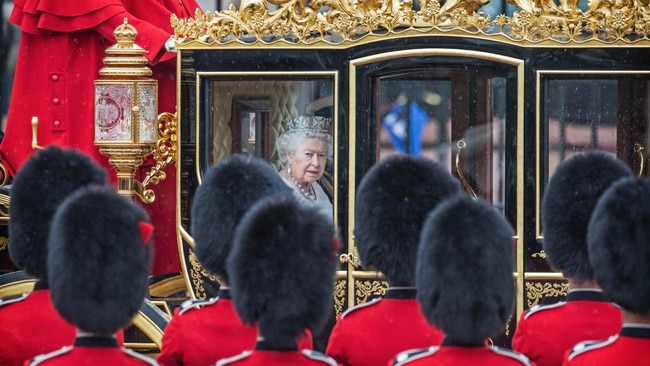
[94,18,158,201]
[95,83,157,144]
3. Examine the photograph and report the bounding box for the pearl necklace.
[288,173,317,202]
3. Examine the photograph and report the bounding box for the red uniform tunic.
[512,289,622,366]
[2,0,200,274]
[562,326,650,366]
[325,287,444,366]
[389,342,535,366]
[216,341,337,366]
[25,335,157,365]
[0,287,74,366]
[0,282,124,365]
[157,288,313,366]
[0,284,124,366]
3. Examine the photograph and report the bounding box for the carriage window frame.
[192,71,339,221]
[535,70,650,241]
[349,49,525,316]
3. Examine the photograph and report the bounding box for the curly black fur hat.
[588,177,650,314]
[9,146,107,279]
[541,150,632,281]
[354,154,460,285]
[417,195,515,344]
[227,196,338,349]
[191,154,292,281]
[47,185,153,334]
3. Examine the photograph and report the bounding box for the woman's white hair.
[276,128,333,167]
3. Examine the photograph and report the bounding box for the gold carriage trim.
[525,281,568,308]
[171,0,650,47]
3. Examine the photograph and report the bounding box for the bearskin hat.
[588,177,650,314]
[227,196,338,349]
[354,154,460,285]
[541,150,632,281]
[191,154,292,281]
[417,195,515,344]
[9,146,107,279]
[47,185,153,334]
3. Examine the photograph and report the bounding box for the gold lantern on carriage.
[94,18,173,203]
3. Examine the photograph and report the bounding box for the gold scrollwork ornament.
[136,111,179,203]
[525,281,568,308]
[188,249,220,300]
[354,279,388,305]
[340,246,362,268]
[531,249,547,259]
[171,0,650,46]
[333,279,347,316]
[0,237,8,252]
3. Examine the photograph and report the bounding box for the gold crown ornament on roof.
[283,116,331,134]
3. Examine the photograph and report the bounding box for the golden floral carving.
[140,112,178,190]
[0,237,8,252]
[525,281,568,308]
[171,0,650,46]
[354,279,388,304]
[188,249,220,300]
[333,279,347,316]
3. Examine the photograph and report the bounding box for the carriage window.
[376,72,507,211]
[542,76,650,178]
[202,75,335,171]
[545,79,618,175]
[537,74,650,239]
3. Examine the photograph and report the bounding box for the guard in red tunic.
[216,195,339,366]
[157,154,312,366]
[512,151,629,366]
[326,154,457,366]
[1,0,200,275]
[0,146,112,366]
[25,185,156,365]
[390,195,534,366]
[563,177,650,366]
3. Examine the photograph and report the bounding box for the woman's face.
[288,137,328,184]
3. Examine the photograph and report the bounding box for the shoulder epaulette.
[301,349,338,365]
[523,301,567,319]
[489,346,534,365]
[0,293,28,307]
[216,350,252,365]
[122,347,158,365]
[28,346,73,365]
[391,346,438,365]
[178,297,219,315]
[340,298,381,319]
[566,335,617,361]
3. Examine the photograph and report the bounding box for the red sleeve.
[10,0,125,34]
[95,13,173,65]
[157,315,183,366]
[510,311,529,354]
[10,0,173,65]
[121,0,199,33]
[325,319,347,366]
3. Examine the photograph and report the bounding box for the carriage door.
[339,49,524,346]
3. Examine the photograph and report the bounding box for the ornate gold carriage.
[0,0,649,356]
[169,0,650,348]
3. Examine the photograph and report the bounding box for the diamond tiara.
[283,115,331,133]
